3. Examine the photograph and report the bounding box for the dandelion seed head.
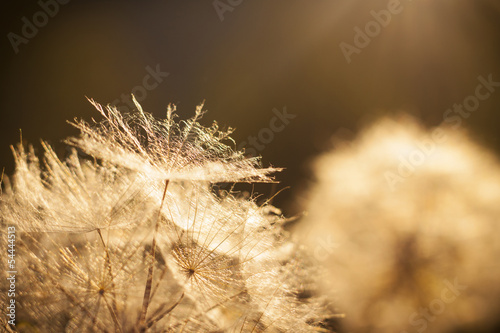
[1,97,331,332]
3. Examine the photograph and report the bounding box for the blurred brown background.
[1,0,500,215]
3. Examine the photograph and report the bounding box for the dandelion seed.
[2,142,153,233]
[67,96,280,183]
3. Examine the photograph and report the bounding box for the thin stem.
[146,292,185,329]
[138,179,169,331]
[97,228,121,333]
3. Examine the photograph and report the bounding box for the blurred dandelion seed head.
[300,115,500,333]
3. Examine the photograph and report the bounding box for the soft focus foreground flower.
[0,98,332,332]
[299,116,500,333]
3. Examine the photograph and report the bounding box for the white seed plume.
[67,96,280,183]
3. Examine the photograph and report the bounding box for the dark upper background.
[1,0,500,215]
